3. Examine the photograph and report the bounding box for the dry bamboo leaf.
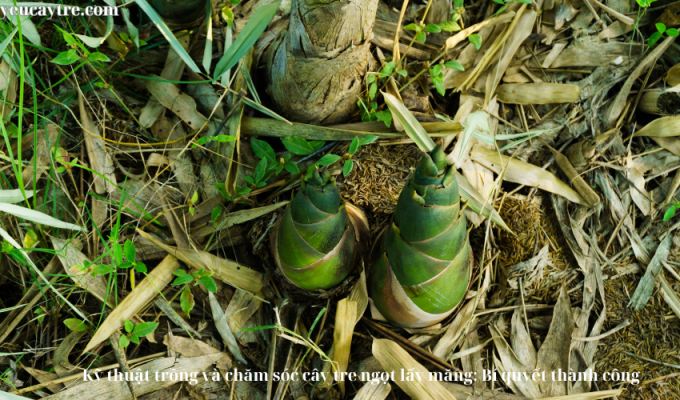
[0,59,17,119]
[92,197,108,230]
[541,42,567,68]
[53,330,87,376]
[51,237,119,310]
[633,115,680,137]
[145,75,216,137]
[21,366,62,394]
[667,63,680,87]
[372,339,457,400]
[331,299,357,396]
[544,142,600,207]
[136,229,264,294]
[78,93,117,194]
[510,310,537,370]
[226,289,262,344]
[629,234,673,310]
[41,356,217,400]
[490,324,541,398]
[651,136,680,157]
[507,245,551,290]
[659,273,680,321]
[607,36,676,128]
[484,9,537,101]
[140,33,191,128]
[21,124,58,188]
[470,145,588,205]
[192,201,288,238]
[536,285,575,396]
[445,11,515,51]
[496,83,580,105]
[598,20,635,39]
[163,334,232,369]
[89,16,127,55]
[626,157,651,215]
[208,291,246,364]
[82,255,179,354]
[551,40,641,68]
[354,381,391,400]
[432,299,476,360]
[347,270,370,323]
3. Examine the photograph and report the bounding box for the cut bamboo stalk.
[639,91,680,115]
[241,117,463,140]
[496,83,580,104]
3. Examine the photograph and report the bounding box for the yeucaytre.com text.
[0,5,118,20]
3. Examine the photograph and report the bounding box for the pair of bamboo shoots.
[270,146,471,328]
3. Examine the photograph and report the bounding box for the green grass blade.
[0,25,18,58]
[214,1,280,79]
[242,97,292,125]
[382,91,435,152]
[458,111,489,163]
[134,0,201,73]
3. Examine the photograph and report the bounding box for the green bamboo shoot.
[271,168,368,291]
[368,145,471,328]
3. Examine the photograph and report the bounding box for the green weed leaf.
[124,239,136,262]
[317,154,341,166]
[251,137,276,164]
[119,334,130,348]
[64,318,88,332]
[181,286,195,318]
[343,160,353,176]
[468,34,482,50]
[201,276,218,293]
[282,137,315,155]
[132,321,159,337]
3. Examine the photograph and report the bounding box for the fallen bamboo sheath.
[639,90,680,115]
[496,83,581,104]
